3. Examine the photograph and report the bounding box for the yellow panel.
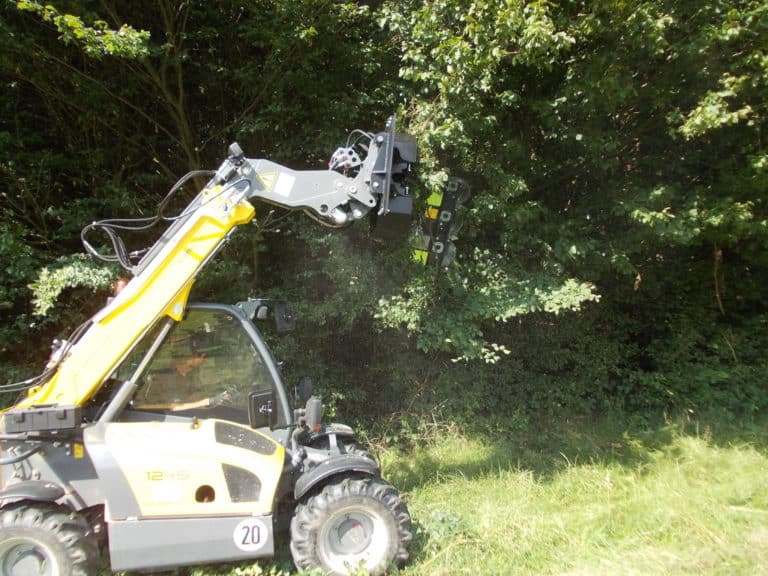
[426,190,444,206]
[412,249,429,264]
[104,420,284,517]
[163,284,194,322]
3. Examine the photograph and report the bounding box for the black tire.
[342,443,375,462]
[290,477,411,576]
[0,502,100,576]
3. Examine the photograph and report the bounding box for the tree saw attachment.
[412,177,472,268]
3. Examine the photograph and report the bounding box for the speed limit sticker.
[233,518,270,552]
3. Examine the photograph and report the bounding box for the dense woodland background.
[1,0,766,430]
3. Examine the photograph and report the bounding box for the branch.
[15,0,150,59]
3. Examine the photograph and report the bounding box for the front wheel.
[290,477,411,575]
[0,503,99,576]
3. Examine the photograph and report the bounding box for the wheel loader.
[0,117,417,575]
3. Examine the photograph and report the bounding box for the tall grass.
[380,415,768,576]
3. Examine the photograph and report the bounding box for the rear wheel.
[290,477,411,575]
[0,503,99,576]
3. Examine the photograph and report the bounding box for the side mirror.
[237,299,295,332]
[248,389,277,430]
[295,376,314,405]
[273,303,295,333]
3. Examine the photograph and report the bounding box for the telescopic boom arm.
[1,117,416,429]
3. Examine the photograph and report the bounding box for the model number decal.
[146,470,190,481]
[233,518,269,552]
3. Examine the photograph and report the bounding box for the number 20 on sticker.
[233,518,269,552]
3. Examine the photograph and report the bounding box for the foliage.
[1,0,767,419]
[376,250,600,362]
[29,254,116,316]
[13,0,150,58]
[0,0,397,372]
[372,0,768,412]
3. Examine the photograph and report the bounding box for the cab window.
[128,308,275,423]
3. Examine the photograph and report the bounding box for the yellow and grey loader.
[0,118,415,575]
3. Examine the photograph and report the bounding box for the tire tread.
[0,502,99,576]
[290,476,411,575]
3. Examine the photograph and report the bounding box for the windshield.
[125,308,276,424]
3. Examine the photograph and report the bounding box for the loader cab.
[110,303,292,437]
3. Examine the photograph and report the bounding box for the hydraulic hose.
[0,445,42,466]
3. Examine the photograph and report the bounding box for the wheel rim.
[318,506,389,574]
[0,537,59,576]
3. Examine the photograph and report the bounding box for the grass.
[382,414,768,576]
[118,413,768,576]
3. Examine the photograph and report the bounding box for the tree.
[376,0,768,412]
[0,0,399,379]
[2,0,766,418]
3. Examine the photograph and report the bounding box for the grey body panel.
[108,514,274,571]
[260,426,293,447]
[294,454,379,500]
[83,423,141,518]
[1,440,103,511]
[243,160,378,217]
